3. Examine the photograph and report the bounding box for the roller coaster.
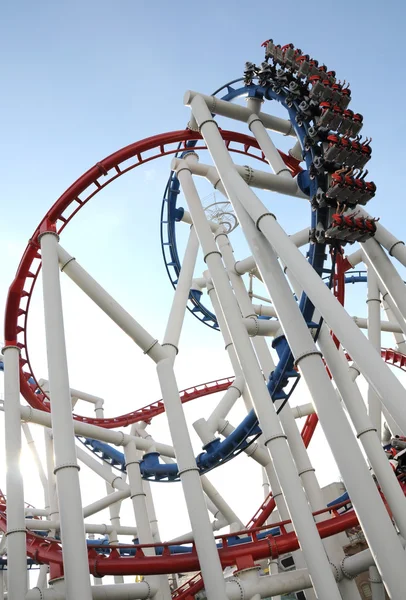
[2,38,406,600]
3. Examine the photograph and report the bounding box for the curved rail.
[0,499,358,577]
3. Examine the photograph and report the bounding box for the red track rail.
[0,500,357,578]
[25,375,235,429]
[4,129,300,427]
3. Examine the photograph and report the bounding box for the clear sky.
[1,0,406,571]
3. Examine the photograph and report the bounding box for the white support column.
[219,203,360,599]
[160,452,243,530]
[123,441,171,600]
[215,229,275,379]
[39,231,92,600]
[363,237,406,324]
[44,428,59,536]
[203,273,254,413]
[156,359,228,600]
[236,212,405,596]
[174,156,343,600]
[179,113,406,596]
[206,285,316,600]
[36,564,49,591]
[163,225,199,354]
[83,489,130,519]
[185,89,296,137]
[189,94,406,435]
[322,336,406,538]
[22,423,49,506]
[3,402,177,459]
[183,159,306,198]
[192,97,406,432]
[104,472,124,584]
[3,345,27,600]
[366,264,382,436]
[205,376,245,434]
[369,566,386,600]
[358,207,406,269]
[381,298,406,352]
[214,227,353,593]
[247,113,292,177]
[56,245,168,364]
[210,142,359,599]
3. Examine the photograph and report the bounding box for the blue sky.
[1,0,406,550]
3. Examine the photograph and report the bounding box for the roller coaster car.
[325,213,377,244]
[281,43,295,67]
[318,102,343,130]
[296,54,311,77]
[257,62,275,87]
[325,168,376,206]
[244,62,258,85]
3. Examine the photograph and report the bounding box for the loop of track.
[5,129,291,426]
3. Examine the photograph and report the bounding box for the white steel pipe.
[163,226,199,354]
[83,490,130,518]
[25,581,158,599]
[185,90,296,137]
[247,113,292,177]
[352,316,403,334]
[363,237,406,324]
[40,232,94,598]
[123,442,171,600]
[318,326,406,539]
[56,245,168,364]
[291,403,314,419]
[159,454,233,524]
[234,228,309,276]
[75,446,129,492]
[381,292,406,337]
[204,277,254,413]
[175,155,342,600]
[22,423,49,503]
[213,227,349,591]
[44,429,58,536]
[344,248,363,269]
[217,200,357,599]
[217,419,271,467]
[192,127,406,435]
[105,478,124,585]
[253,304,277,318]
[3,345,27,600]
[156,358,228,600]
[39,379,104,409]
[177,158,306,199]
[39,231,92,600]
[358,207,406,269]
[6,403,177,458]
[185,98,406,595]
[216,230,276,378]
[243,317,280,337]
[369,566,385,600]
[366,264,382,435]
[239,215,406,595]
[206,376,244,433]
[381,298,406,351]
[131,423,162,540]
[23,519,137,536]
[200,474,243,529]
[289,139,303,161]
